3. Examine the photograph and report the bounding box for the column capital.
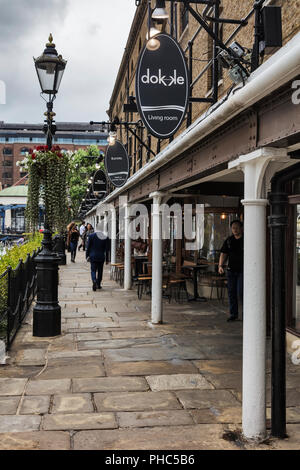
[149,191,168,200]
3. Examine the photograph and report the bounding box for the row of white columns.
[109,147,288,442]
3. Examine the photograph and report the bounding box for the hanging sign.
[92,170,107,200]
[135,33,189,139]
[105,140,129,188]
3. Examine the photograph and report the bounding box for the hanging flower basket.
[17,146,70,233]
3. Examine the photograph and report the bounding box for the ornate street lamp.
[34,34,67,149]
[32,35,67,337]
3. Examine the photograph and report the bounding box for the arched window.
[20,147,30,155]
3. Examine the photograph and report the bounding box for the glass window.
[292,205,300,333]
[20,147,30,155]
[200,211,240,261]
[11,207,25,233]
[3,147,12,155]
[2,172,12,179]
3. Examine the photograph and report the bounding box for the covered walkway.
[0,253,299,450]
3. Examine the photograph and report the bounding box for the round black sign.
[105,140,129,188]
[136,33,189,139]
[92,170,107,200]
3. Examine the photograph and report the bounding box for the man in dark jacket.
[218,220,243,322]
[86,231,110,291]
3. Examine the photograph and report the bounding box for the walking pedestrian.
[86,230,110,291]
[78,221,86,251]
[83,223,94,248]
[67,222,80,263]
[218,220,244,322]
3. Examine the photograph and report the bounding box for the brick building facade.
[108,0,300,176]
[0,121,108,188]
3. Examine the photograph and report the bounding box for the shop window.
[11,207,25,233]
[3,147,12,155]
[185,209,240,263]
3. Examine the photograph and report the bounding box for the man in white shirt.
[78,221,86,251]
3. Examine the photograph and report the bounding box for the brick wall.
[109,0,300,176]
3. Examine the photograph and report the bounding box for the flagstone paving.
[0,251,299,450]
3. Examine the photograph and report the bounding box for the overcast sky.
[0,0,137,124]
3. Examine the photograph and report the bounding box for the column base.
[33,305,61,337]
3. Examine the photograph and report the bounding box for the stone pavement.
[0,251,299,450]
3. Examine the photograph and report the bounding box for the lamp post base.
[33,225,61,337]
[33,304,61,337]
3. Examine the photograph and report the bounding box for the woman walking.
[67,222,80,263]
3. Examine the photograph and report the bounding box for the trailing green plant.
[67,145,105,218]
[17,146,70,233]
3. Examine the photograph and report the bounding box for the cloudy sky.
[0,0,137,124]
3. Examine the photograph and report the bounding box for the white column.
[229,147,289,441]
[111,208,117,265]
[124,202,132,290]
[242,198,268,441]
[150,192,163,324]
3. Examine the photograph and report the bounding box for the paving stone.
[52,394,94,414]
[76,332,111,341]
[193,359,242,375]
[0,415,41,432]
[42,413,117,431]
[47,350,102,360]
[0,397,20,415]
[26,379,71,396]
[176,390,241,409]
[286,407,300,423]
[73,377,149,393]
[94,391,181,412]
[0,431,70,450]
[117,410,194,428]
[110,330,166,339]
[73,424,235,450]
[0,378,27,396]
[190,407,242,424]
[146,374,214,391]
[271,424,300,450]
[14,349,46,366]
[39,358,105,379]
[0,366,42,379]
[105,360,199,376]
[20,396,50,415]
[201,373,242,390]
[104,345,207,363]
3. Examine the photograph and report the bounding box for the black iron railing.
[0,250,39,350]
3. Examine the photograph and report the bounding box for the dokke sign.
[136,33,189,139]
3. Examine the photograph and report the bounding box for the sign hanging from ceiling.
[105,140,129,188]
[92,170,107,200]
[135,33,189,140]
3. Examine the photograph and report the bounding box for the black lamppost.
[32,35,67,337]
